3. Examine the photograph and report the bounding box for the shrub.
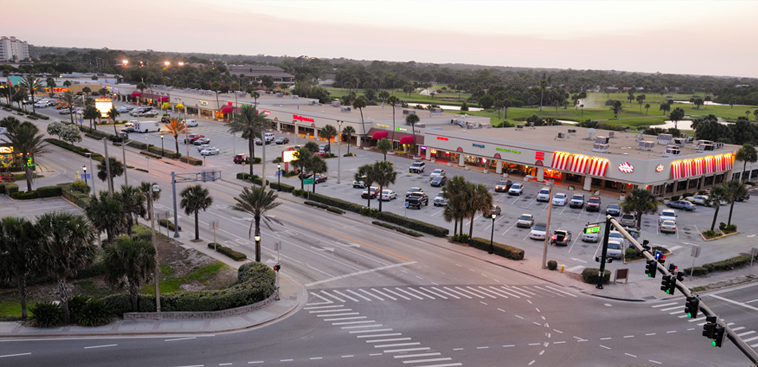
[75,299,113,327]
[581,268,611,285]
[140,151,163,159]
[547,260,558,270]
[159,218,181,231]
[68,295,90,319]
[451,234,470,243]
[307,192,365,214]
[702,230,717,238]
[236,172,245,180]
[180,156,203,166]
[147,145,178,158]
[326,207,345,215]
[29,302,63,327]
[343,153,355,157]
[11,191,38,200]
[210,243,247,261]
[681,192,694,198]
[126,140,148,150]
[272,156,282,163]
[685,253,757,276]
[36,185,63,198]
[671,195,680,201]
[292,189,307,197]
[44,138,105,161]
[375,211,449,237]
[62,185,91,208]
[360,207,379,217]
[0,183,19,195]
[372,221,422,237]
[269,181,294,193]
[69,180,90,194]
[468,237,524,260]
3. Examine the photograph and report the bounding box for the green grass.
[323,86,470,105]
[0,296,22,320]
[142,262,228,294]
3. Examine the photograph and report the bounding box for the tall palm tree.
[0,116,20,134]
[61,91,76,125]
[0,216,41,319]
[97,157,124,192]
[119,185,146,236]
[292,147,313,190]
[136,82,146,104]
[611,100,623,118]
[36,211,98,324]
[180,185,213,241]
[708,186,728,231]
[735,143,757,181]
[12,86,27,110]
[103,236,155,312]
[468,183,493,237]
[140,181,161,221]
[442,175,470,236]
[251,91,260,105]
[82,86,92,103]
[45,77,56,97]
[386,95,400,143]
[724,180,748,226]
[309,156,327,193]
[83,105,99,130]
[372,161,396,212]
[163,118,186,157]
[228,105,269,177]
[107,107,120,135]
[352,96,368,145]
[669,107,685,129]
[659,102,671,115]
[621,188,658,229]
[376,138,392,161]
[232,186,282,262]
[62,80,72,93]
[319,124,337,153]
[19,75,42,114]
[1,122,48,192]
[356,163,377,209]
[85,191,127,245]
[342,125,355,154]
[405,113,420,155]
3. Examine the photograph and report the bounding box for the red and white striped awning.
[551,152,572,170]
[724,153,734,170]
[693,158,704,176]
[569,154,589,174]
[704,156,714,174]
[682,160,694,177]
[672,161,683,179]
[587,158,609,177]
[714,155,724,172]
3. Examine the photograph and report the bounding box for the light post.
[160,135,164,157]
[277,163,281,191]
[489,213,497,254]
[82,165,88,187]
[148,184,162,312]
[337,120,343,184]
[541,181,554,269]
[85,153,95,194]
[254,233,261,264]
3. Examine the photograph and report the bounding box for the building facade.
[0,36,30,62]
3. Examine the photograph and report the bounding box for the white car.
[196,144,211,152]
[433,192,448,206]
[536,188,551,202]
[508,183,524,195]
[659,209,677,224]
[552,193,567,206]
[429,169,446,179]
[516,213,534,228]
[582,229,600,243]
[200,148,219,156]
[606,240,624,259]
[660,220,677,234]
[380,189,397,201]
[608,230,627,247]
[686,195,709,206]
[529,223,547,240]
[352,180,366,189]
[185,119,198,127]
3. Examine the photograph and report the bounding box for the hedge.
[209,242,247,261]
[372,221,423,237]
[159,218,181,231]
[45,138,105,161]
[375,211,449,237]
[147,145,178,158]
[684,253,758,277]
[307,192,364,214]
[0,183,19,195]
[139,151,163,159]
[180,156,203,166]
[581,268,611,285]
[62,185,91,208]
[103,262,274,316]
[304,201,345,214]
[269,181,294,193]
[468,237,525,260]
[126,140,149,150]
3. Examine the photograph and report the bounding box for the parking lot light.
[489,213,497,254]
[277,163,281,191]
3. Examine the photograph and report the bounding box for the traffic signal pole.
[596,216,612,289]
[610,218,758,364]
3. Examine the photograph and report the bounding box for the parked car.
[582,227,600,243]
[667,200,696,211]
[352,180,366,189]
[362,187,380,199]
[608,230,627,247]
[318,143,329,152]
[313,174,328,183]
[275,137,289,145]
[433,192,448,206]
[620,213,637,227]
[606,240,624,260]
[409,161,425,173]
[405,192,429,208]
[490,205,502,217]
[551,230,572,246]
[380,190,397,201]
[196,144,211,152]
[200,148,220,156]
[143,110,159,117]
[586,196,601,212]
[552,193,567,206]
[737,192,751,202]
[185,119,198,127]
[686,195,709,206]
[429,169,446,179]
[184,134,204,144]
[430,175,447,187]
[495,180,513,192]
[530,223,548,240]
[406,187,424,198]
[233,154,247,164]
[116,106,131,113]
[508,183,524,195]
[659,209,677,224]
[58,108,73,114]
[254,138,264,146]
[193,137,211,145]
[660,220,677,234]
[536,188,551,202]
[605,204,621,216]
[569,194,585,208]
[516,213,534,228]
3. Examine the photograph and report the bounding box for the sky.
[3,0,757,78]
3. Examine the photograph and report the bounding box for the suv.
[409,161,425,173]
[536,188,551,202]
[406,187,424,198]
[516,213,534,228]
[233,154,248,164]
[551,230,572,246]
[495,180,513,192]
[433,192,448,206]
[586,196,601,212]
[620,213,636,227]
[659,209,677,224]
[406,192,429,209]
[569,194,585,208]
[508,183,524,195]
[184,134,205,144]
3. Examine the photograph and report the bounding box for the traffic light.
[273,263,281,272]
[676,271,684,282]
[655,251,666,265]
[642,240,651,252]
[660,274,676,295]
[713,325,725,348]
[668,263,677,273]
[685,296,699,318]
[703,316,717,339]
[645,259,658,278]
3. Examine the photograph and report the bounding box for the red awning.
[158,96,169,102]
[220,106,233,114]
[399,136,415,144]
[365,128,424,145]
[131,91,142,97]
[372,131,389,140]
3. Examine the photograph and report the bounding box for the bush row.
[684,253,758,277]
[139,151,163,160]
[29,295,111,328]
[305,192,365,213]
[304,201,345,214]
[375,211,449,237]
[468,237,525,260]
[45,138,105,161]
[209,242,247,261]
[62,185,91,208]
[0,103,49,119]
[8,185,63,200]
[159,218,181,231]
[147,145,178,159]
[180,156,203,166]
[624,246,668,261]
[269,181,295,193]
[581,268,611,285]
[372,221,423,237]
[0,183,19,195]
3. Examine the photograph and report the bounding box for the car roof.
[661,209,675,214]
[555,193,566,196]
[662,220,676,224]
[520,213,533,218]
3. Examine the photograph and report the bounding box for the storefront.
[0,145,30,173]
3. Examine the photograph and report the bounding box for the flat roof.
[274,104,473,122]
[429,124,736,157]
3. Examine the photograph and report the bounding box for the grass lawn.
[322,86,470,106]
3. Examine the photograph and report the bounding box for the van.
[123,122,135,132]
[264,132,275,142]
[133,121,161,133]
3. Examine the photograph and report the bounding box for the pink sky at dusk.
[3,0,757,78]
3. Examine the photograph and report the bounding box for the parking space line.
[502,222,518,236]
[567,234,581,253]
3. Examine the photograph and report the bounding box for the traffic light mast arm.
[608,217,758,363]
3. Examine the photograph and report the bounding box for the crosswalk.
[308,284,577,305]
[650,301,758,348]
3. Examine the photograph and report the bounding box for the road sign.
[80,173,91,180]
[405,201,409,208]
[584,225,601,234]
[691,245,701,258]
[304,178,314,185]
[209,220,219,230]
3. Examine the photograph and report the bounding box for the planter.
[700,229,740,242]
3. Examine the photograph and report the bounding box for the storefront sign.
[396,127,408,132]
[618,162,634,173]
[496,147,521,154]
[584,225,602,234]
[656,164,664,172]
[0,147,13,154]
[263,110,271,114]
[199,101,209,106]
[535,152,545,160]
[293,115,314,123]
[472,143,485,148]
[436,136,448,141]
[377,124,389,128]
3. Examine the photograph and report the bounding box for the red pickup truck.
[184,134,205,144]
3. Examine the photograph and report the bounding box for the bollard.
[560,265,565,273]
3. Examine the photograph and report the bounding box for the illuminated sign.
[199,101,209,106]
[656,164,664,172]
[535,152,545,160]
[618,162,634,173]
[584,226,602,234]
[396,127,407,132]
[293,115,314,123]
[436,136,448,141]
[95,98,113,118]
[377,124,389,128]
[496,147,521,154]
[282,150,297,163]
[263,110,271,114]
[472,143,485,148]
[0,147,13,154]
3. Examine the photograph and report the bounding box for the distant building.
[0,36,29,62]
[228,65,294,84]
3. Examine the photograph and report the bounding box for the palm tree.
[669,107,685,129]
[119,185,146,236]
[724,180,748,226]
[386,95,400,143]
[645,103,651,115]
[610,100,623,118]
[103,236,156,312]
[539,77,548,111]
[97,157,124,192]
[735,143,758,181]
[85,191,127,245]
[352,96,368,145]
[251,91,260,105]
[163,118,186,157]
[83,105,99,130]
[136,82,146,103]
[0,216,41,319]
[292,147,313,190]
[1,122,48,192]
[377,138,392,161]
[140,182,161,221]
[180,185,213,241]
[19,75,42,114]
[107,107,120,135]
[659,102,671,115]
[82,86,92,102]
[228,105,267,177]
[468,183,493,237]
[61,91,76,125]
[319,124,338,153]
[356,164,377,209]
[708,186,728,231]
[378,90,390,107]
[309,156,327,193]
[36,211,98,324]
[62,80,72,93]
[442,175,470,236]
[232,186,282,262]
[12,86,27,110]
[46,77,56,97]
[405,113,420,156]
[620,188,658,229]
[0,116,21,134]
[342,125,355,154]
[373,161,396,212]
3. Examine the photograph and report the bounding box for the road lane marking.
[375,342,420,348]
[382,347,430,353]
[347,289,372,301]
[305,261,417,287]
[165,337,196,342]
[350,329,394,334]
[341,324,383,329]
[0,353,31,358]
[625,353,637,358]
[649,360,662,365]
[707,294,758,312]
[317,312,359,317]
[651,302,678,308]
[382,288,411,300]
[84,344,117,349]
[357,333,402,338]
[309,308,352,313]
[394,353,442,358]
[737,331,756,337]
[600,345,610,350]
[370,288,396,300]
[358,289,384,301]
[324,316,367,321]
[366,338,413,343]
[442,287,472,299]
[395,288,424,300]
[332,320,375,325]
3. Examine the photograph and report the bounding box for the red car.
[184,134,205,144]
[361,187,379,199]
[233,154,248,164]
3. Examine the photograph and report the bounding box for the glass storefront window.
[676,181,687,191]
[715,174,725,184]
[688,178,700,190]
[704,176,714,185]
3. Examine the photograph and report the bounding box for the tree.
[59,123,82,145]
[85,191,126,245]
[107,106,120,135]
[724,180,747,226]
[406,113,420,155]
[251,91,260,105]
[163,118,186,157]
[735,143,758,181]
[704,95,711,109]
[82,86,92,102]
[636,94,646,112]
[118,185,146,236]
[292,147,313,190]
[12,86,27,110]
[377,138,392,161]
[754,109,758,121]
[0,216,41,319]
[47,121,64,139]
[479,95,494,109]
[45,77,56,97]
[1,122,48,192]
[36,211,97,324]
[353,96,368,144]
[386,95,400,142]
[139,181,161,221]
[442,175,470,236]
[610,100,623,118]
[694,98,704,109]
[372,161,396,212]
[232,186,282,262]
[355,164,377,209]
[620,188,658,229]
[342,125,355,154]
[228,105,267,177]
[180,185,213,241]
[645,103,651,115]
[467,184,493,237]
[63,80,72,93]
[539,76,547,111]
[19,75,42,114]
[659,102,671,115]
[0,116,20,134]
[319,124,337,153]
[97,157,124,191]
[708,186,727,231]
[83,105,99,130]
[60,91,76,125]
[103,236,155,312]
[378,90,390,107]
[136,82,146,101]
[669,107,685,129]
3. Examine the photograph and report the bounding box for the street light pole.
[121,134,129,187]
[541,182,554,269]
[254,233,261,264]
[337,120,343,184]
[160,135,164,157]
[86,153,95,194]
[149,184,162,312]
[277,163,281,191]
[82,166,88,187]
[489,213,497,254]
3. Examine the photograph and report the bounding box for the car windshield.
[608,242,622,250]
[540,190,549,194]
[512,184,521,189]
[432,177,441,181]
[663,221,675,226]
[609,204,619,209]
[519,215,532,221]
[498,181,509,185]
[412,162,422,167]
[555,194,565,198]
[433,169,442,173]
[572,195,582,200]
[622,214,634,219]
[534,225,546,231]
[609,233,622,239]
[589,198,600,203]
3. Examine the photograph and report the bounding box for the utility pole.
[337,120,343,184]
[597,216,612,289]
[103,138,113,194]
[541,182,553,269]
[171,171,180,238]
[148,184,161,312]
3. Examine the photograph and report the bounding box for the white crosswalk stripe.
[358,289,384,301]
[532,285,566,298]
[310,284,568,304]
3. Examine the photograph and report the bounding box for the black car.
[275,137,289,145]
[430,176,447,187]
[494,180,513,192]
[405,193,429,209]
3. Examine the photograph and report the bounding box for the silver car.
[516,213,534,228]
[433,192,448,206]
